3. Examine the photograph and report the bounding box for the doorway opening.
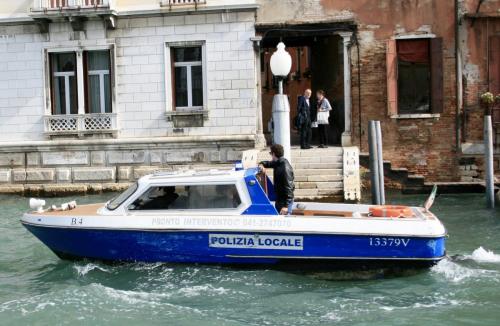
[259,33,347,147]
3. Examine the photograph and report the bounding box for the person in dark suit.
[297,89,312,149]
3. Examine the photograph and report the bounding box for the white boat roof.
[138,168,248,186]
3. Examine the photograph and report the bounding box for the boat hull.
[22,223,445,268]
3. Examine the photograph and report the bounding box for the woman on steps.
[315,90,332,148]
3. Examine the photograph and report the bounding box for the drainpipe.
[455,0,462,152]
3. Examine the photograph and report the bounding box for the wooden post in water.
[375,121,386,205]
[484,115,495,208]
[368,121,381,205]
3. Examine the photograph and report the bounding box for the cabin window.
[106,182,138,210]
[128,184,241,210]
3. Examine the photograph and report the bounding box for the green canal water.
[0,192,499,325]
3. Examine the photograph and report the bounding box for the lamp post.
[270,42,293,161]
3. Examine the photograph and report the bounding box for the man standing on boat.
[259,144,295,215]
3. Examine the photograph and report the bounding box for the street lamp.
[269,42,292,161]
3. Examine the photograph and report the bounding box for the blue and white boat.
[21,156,446,270]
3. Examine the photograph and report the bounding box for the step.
[292,162,343,169]
[291,147,343,157]
[295,181,343,189]
[295,175,344,182]
[271,174,343,183]
[294,168,343,176]
[295,188,344,197]
[295,194,343,202]
[291,156,343,164]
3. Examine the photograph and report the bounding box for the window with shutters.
[386,37,443,116]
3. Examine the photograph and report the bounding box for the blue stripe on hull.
[23,224,445,265]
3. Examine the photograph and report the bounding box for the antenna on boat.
[423,185,438,212]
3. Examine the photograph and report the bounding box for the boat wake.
[431,255,499,283]
[468,247,500,263]
[73,263,110,276]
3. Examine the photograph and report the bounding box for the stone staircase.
[258,147,345,200]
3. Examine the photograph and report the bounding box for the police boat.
[21,152,446,269]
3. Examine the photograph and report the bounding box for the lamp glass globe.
[270,42,292,77]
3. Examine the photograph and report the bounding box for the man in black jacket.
[297,89,312,149]
[259,144,295,215]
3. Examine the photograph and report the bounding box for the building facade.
[0,0,262,185]
[0,0,498,189]
[256,0,499,183]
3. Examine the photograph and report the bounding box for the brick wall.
[257,0,461,182]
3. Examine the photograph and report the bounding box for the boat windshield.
[106,182,139,210]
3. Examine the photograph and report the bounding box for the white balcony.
[32,0,110,10]
[44,113,117,136]
[161,0,207,9]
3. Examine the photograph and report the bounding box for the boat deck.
[33,203,103,216]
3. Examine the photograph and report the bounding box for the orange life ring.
[369,205,413,218]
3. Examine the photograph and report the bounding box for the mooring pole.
[375,121,386,205]
[484,115,495,208]
[369,121,381,204]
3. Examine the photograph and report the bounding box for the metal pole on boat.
[375,121,386,205]
[368,121,381,204]
[484,115,495,208]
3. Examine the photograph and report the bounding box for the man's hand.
[258,164,266,173]
[280,207,288,215]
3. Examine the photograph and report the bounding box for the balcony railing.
[44,113,117,135]
[161,0,206,8]
[32,0,109,10]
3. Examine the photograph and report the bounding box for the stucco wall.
[0,11,257,142]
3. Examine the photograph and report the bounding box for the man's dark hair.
[317,89,325,96]
[270,144,284,158]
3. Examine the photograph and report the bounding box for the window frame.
[386,34,443,118]
[164,41,207,113]
[106,182,139,211]
[83,50,113,114]
[49,52,78,115]
[396,40,432,114]
[43,45,116,116]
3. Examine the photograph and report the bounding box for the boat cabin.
[102,167,279,216]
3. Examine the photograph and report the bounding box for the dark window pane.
[87,50,110,70]
[129,184,241,210]
[174,47,202,62]
[53,77,64,114]
[88,75,100,113]
[397,62,431,114]
[51,52,76,72]
[191,65,203,106]
[104,74,111,113]
[50,52,77,114]
[175,66,188,107]
[69,75,78,114]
